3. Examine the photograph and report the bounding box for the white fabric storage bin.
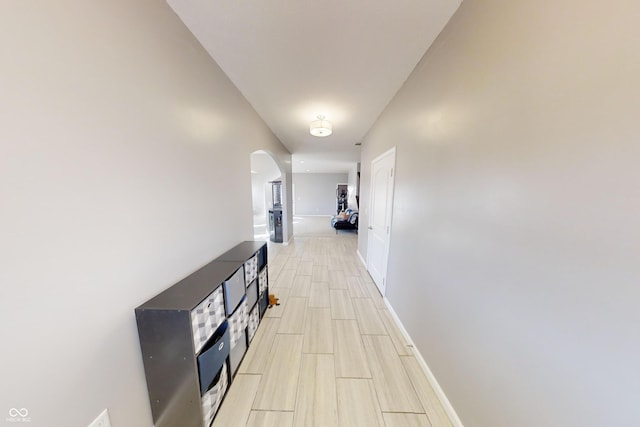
[244,255,258,287]
[247,304,260,342]
[228,298,248,348]
[201,362,228,427]
[258,267,268,295]
[190,286,225,354]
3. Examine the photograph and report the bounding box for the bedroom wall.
[0,1,290,426]
[358,0,640,426]
[293,173,348,215]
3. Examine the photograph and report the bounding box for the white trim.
[356,250,367,268]
[383,297,464,427]
[370,145,397,164]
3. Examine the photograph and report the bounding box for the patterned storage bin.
[258,267,268,295]
[247,304,260,342]
[191,286,225,354]
[201,362,228,427]
[228,298,248,348]
[244,255,258,287]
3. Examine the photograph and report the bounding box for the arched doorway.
[250,151,285,241]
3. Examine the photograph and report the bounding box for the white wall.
[293,173,348,215]
[0,1,290,426]
[346,163,359,211]
[250,152,282,217]
[358,0,640,426]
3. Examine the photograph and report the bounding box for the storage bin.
[191,285,225,354]
[229,331,247,376]
[201,362,228,427]
[259,291,268,317]
[197,321,230,396]
[223,267,245,316]
[247,304,260,342]
[246,279,258,310]
[197,321,231,395]
[244,255,258,286]
[257,246,267,270]
[228,298,248,348]
[258,267,268,295]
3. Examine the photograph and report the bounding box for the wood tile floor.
[213,217,453,427]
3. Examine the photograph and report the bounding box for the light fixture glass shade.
[310,115,332,137]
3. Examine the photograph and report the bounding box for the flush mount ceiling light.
[310,115,332,137]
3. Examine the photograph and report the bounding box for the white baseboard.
[355,248,461,424]
[383,297,464,427]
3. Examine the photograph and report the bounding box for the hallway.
[213,217,453,427]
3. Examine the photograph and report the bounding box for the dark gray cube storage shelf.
[135,241,268,427]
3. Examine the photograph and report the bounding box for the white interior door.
[366,147,396,295]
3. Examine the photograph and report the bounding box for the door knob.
[368,226,373,230]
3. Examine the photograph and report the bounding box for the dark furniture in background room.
[269,180,283,242]
[330,208,358,233]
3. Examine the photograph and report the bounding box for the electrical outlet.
[88,409,111,427]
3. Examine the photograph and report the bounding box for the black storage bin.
[257,246,267,270]
[197,321,230,395]
[259,291,268,317]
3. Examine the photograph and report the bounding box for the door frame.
[366,146,396,296]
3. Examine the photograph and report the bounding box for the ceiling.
[167,0,461,173]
